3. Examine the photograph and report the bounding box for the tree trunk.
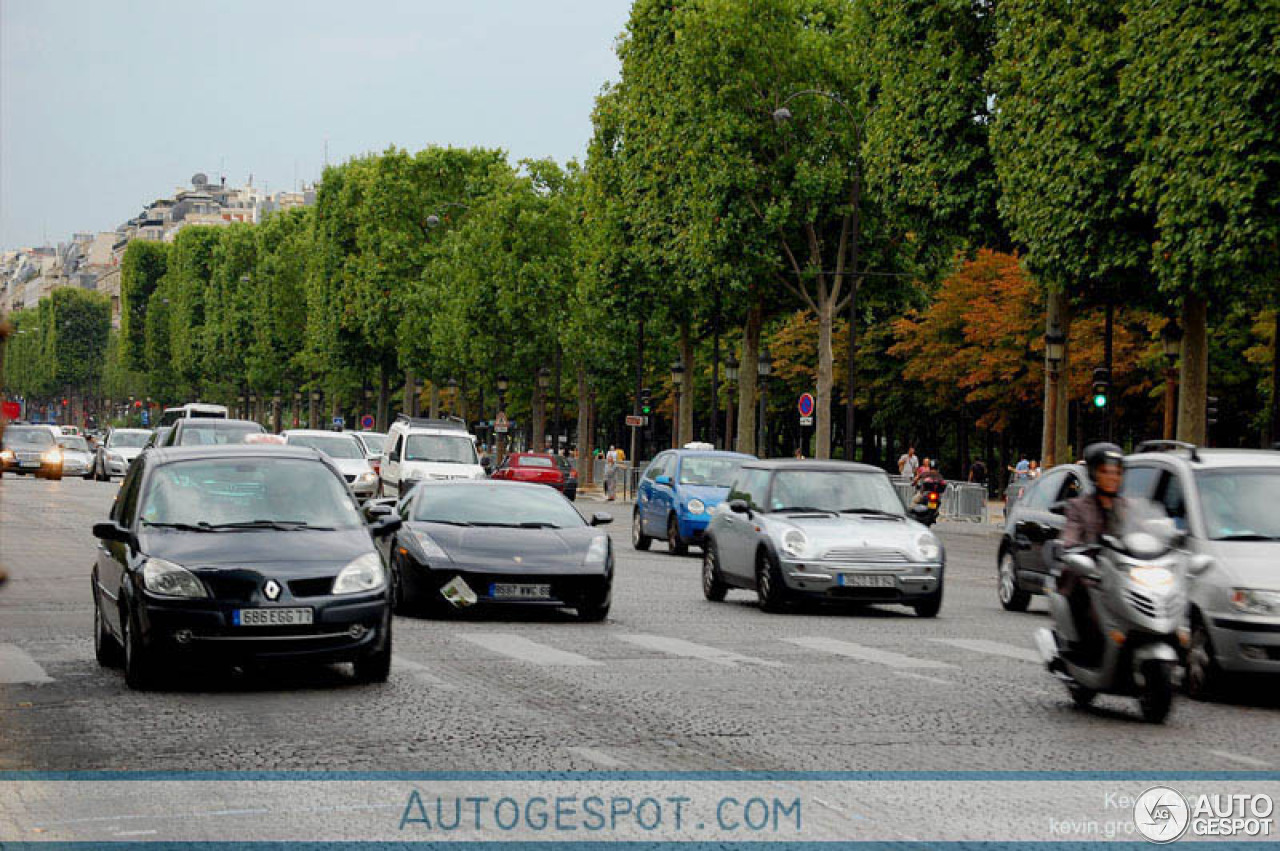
[403,369,415,417]
[576,366,590,482]
[815,301,834,459]
[428,384,440,419]
[736,301,761,456]
[678,321,694,446]
[1177,294,1208,445]
[377,369,389,432]
[531,377,546,451]
[1041,288,1070,468]
[457,381,469,425]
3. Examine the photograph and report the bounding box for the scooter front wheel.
[1068,683,1096,708]
[1139,662,1175,724]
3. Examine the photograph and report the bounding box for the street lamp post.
[670,360,685,449]
[724,355,740,453]
[309,389,321,429]
[1161,322,1183,441]
[1044,331,1066,467]
[496,373,509,464]
[757,348,773,457]
[446,377,459,417]
[272,390,282,434]
[537,367,550,451]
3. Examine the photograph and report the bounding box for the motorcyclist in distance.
[1059,442,1128,660]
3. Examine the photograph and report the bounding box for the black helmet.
[1083,442,1124,482]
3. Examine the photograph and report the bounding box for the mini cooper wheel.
[913,586,944,618]
[998,551,1031,612]
[702,540,728,602]
[631,511,652,551]
[756,551,790,613]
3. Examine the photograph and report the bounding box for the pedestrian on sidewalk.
[898,446,918,479]
[604,445,618,501]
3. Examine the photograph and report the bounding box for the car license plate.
[490,583,552,600]
[234,607,313,626]
[838,574,896,588]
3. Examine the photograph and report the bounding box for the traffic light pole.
[1104,303,1114,441]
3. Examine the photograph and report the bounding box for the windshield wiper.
[421,519,474,527]
[516,522,560,529]
[1215,533,1280,541]
[771,506,838,516]
[840,508,903,519]
[204,520,336,531]
[141,521,216,533]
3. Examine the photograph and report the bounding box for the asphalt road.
[2,474,1278,776]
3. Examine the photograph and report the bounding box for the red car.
[491,453,578,500]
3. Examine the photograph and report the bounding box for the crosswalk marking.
[391,655,458,689]
[459,633,602,666]
[614,633,784,668]
[783,637,956,670]
[929,638,1041,664]
[1210,750,1270,768]
[893,670,956,686]
[0,643,53,684]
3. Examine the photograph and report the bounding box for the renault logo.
[263,580,281,601]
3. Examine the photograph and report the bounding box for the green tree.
[164,227,222,395]
[117,241,168,371]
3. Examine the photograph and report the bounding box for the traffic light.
[1206,395,1219,427]
[1091,367,1111,409]
[639,387,652,416]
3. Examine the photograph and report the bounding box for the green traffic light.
[1093,394,1108,408]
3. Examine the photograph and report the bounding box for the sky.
[0,0,631,251]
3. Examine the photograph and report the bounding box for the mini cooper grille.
[822,547,910,564]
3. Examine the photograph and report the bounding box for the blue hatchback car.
[632,449,755,555]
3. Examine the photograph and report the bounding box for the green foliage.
[118,241,168,371]
[46,287,111,390]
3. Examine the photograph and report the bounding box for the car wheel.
[353,619,392,683]
[122,609,158,690]
[1186,616,1223,701]
[631,511,652,551]
[913,586,944,618]
[702,540,728,602]
[998,551,1031,612]
[1139,661,1175,724]
[575,585,612,622]
[667,514,688,556]
[93,594,122,667]
[390,556,409,616]
[756,550,790,613]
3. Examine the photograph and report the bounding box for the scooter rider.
[1059,442,1127,659]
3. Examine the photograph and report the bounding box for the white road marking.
[391,655,458,690]
[930,638,1041,664]
[566,746,624,767]
[114,830,158,837]
[1210,750,1271,768]
[784,637,956,670]
[893,670,956,686]
[0,643,53,684]
[459,633,602,666]
[614,633,784,668]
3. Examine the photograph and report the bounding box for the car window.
[678,456,744,487]
[517,456,554,468]
[389,434,403,461]
[1154,471,1188,529]
[177,422,265,446]
[285,433,365,460]
[644,455,664,481]
[3,427,55,449]
[404,434,477,464]
[740,469,771,511]
[1020,473,1059,511]
[1055,472,1084,504]
[358,434,386,455]
[115,463,145,527]
[1121,466,1161,500]
[108,431,151,449]
[413,483,584,528]
[57,436,89,452]
[1195,469,1280,541]
[768,469,904,515]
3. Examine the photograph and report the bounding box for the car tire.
[1186,615,1223,701]
[631,511,652,551]
[353,620,392,684]
[93,595,122,667]
[122,609,158,691]
[1068,683,1096,708]
[390,556,411,616]
[913,586,944,618]
[702,540,728,602]
[997,551,1031,612]
[575,585,612,622]
[667,514,688,556]
[756,550,790,613]
[1139,661,1175,724]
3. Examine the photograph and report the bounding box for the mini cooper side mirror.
[728,499,750,514]
[590,512,613,526]
[92,521,131,544]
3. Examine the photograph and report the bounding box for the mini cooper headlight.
[916,533,942,562]
[781,529,809,558]
[1230,589,1280,616]
[141,557,207,598]
[332,552,386,595]
[686,498,706,515]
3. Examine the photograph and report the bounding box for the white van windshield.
[404,434,477,465]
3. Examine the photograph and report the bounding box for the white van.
[380,415,485,496]
[159,402,229,427]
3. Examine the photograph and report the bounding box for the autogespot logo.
[1134,786,1190,844]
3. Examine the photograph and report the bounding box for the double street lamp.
[496,373,509,462]
[757,348,773,456]
[670,359,686,448]
[725,355,740,452]
[1161,322,1184,440]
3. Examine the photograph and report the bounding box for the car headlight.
[916,533,942,562]
[332,552,385,595]
[0,449,13,461]
[356,471,378,485]
[141,557,207,598]
[583,535,609,568]
[108,451,124,463]
[781,529,809,558]
[686,498,706,515]
[42,448,62,463]
[411,530,450,561]
[1230,589,1280,616]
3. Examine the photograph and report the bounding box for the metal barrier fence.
[891,476,988,523]
[590,460,638,501]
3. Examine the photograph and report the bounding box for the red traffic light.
[62,398,69,406]
[134,400,143,408]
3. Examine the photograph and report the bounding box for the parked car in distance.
[144,427,173,450]
[996,463,1090,612]
[379,415,485,497]
[702,460,945,616]
[1,424,64,479]
[283,429,379,501]
[56,434,95,479]
[90,444,401,690]
[161,418,266,447]
[491,452,578,500]
[375,480,613,620]
[1122,442,1280,700]
[93,428,152,480]
[634,449,755,555]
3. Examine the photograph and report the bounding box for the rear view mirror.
[728,499,750,514]
[370,515,402,537]
[590,512,613,526]
[93,521,131,544]
[365,502,393,520]
[1187,554,1215,575]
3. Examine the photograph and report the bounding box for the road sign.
[494,411,510,434]
[332,416,345,429]
[799,415,814,427]
[360,414,375,430]
[798,393,815,417]
[625,414,648,428]
[141,409,150,426]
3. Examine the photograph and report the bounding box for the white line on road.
[893,670,956,686]
[784,637,957,670]
[114,830,158,837]
[929,638,1042,664]
[1210,750,1271,768]
[0,643,53,684]
[566,746,624,767]
[392,655,458,690]
[459,633,602,666]
[614,633,784,668]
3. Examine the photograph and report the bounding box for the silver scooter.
[1034,508,1197,723]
